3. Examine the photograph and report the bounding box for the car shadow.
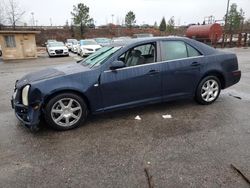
[36,98,198,132]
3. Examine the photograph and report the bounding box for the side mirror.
[76,59,83,63]
[110,61,125,70]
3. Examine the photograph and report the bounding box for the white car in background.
[46,39,57,49]
[65,39,78,51]
[47,42,69,57]
[78,39,102,57]
[71,41,79,53]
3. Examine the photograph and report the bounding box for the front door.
[100,43,162,110]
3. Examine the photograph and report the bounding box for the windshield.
[95,38,111,43]
[49,42,65,47]
[80,40,97,46]
[67,39,77,43]
[80,46,122,68]
[48,40,56,43]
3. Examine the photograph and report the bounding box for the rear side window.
[162,41,202,61]
[162,41,187,61]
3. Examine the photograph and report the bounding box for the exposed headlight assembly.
[22,85,30,106]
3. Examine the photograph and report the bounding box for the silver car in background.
[65,39,78,51]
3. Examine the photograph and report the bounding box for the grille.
[55,50,63,54]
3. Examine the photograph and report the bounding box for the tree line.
[55,2,250,35]
[0,1,248,34]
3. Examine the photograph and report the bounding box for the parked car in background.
[133,33,153,38]
[112,36,131,43]
[71,41,79,53]
[47,41,69,57]
[77,39,101,57]
[0,45,2,56]
[11,37,241,131]
[94,38,112,47]
[46,39,57,51]
[65,39,78,51]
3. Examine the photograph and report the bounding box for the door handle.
[147,70,160,75]
[191,62,200,67]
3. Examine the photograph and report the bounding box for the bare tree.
[6,0,25,29]
[0,2,6,26]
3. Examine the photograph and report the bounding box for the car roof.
[109,36,184,46]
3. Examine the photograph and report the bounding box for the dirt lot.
[0,50,249,188]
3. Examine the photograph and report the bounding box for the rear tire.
[45,93,87,131]
[195,76,221,105]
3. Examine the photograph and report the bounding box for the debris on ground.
[135,115,142,120]
[162,114,172,119]
[231,164,250,185]
[229,94,242,100]
[144,167,154,188]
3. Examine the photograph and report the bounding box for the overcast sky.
[3,0,250,26]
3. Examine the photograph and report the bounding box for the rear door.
[160,40,204,99]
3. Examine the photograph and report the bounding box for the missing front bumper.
[11,99,41,130]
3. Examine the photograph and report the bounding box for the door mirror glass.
[110,61,125,70]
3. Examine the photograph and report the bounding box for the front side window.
[4,35,16,48]
[119,43,156,67]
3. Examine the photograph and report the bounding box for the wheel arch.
[200,70,226,89]
[43,89,91,113]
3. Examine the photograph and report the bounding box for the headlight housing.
[22,85,30,106]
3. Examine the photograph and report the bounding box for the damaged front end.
[11,81,43,131]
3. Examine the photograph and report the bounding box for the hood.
[16,63,89,88]
[81,45,101,49]
[48,46,68,51]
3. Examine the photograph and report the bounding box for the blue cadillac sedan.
[11,37,241,131]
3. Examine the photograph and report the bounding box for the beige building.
[0,30,40,60]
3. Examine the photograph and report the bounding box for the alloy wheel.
[201,79,219,102]
[51,98,82,127]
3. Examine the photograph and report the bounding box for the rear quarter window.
[186,44,201,57]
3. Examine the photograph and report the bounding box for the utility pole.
[111,14,114,24]
[222,0,230,48]
[31,12,35,26]
[225,0,230,28]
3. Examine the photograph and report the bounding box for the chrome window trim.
[103,55,204,73]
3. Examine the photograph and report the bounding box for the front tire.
[195,76,221,105]
[45,93,87,131]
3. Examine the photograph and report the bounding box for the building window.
[4,35,16,48]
